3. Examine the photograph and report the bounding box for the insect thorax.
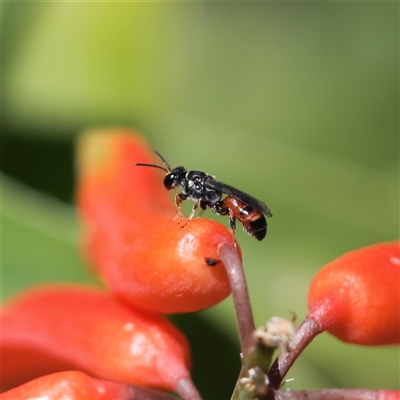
[183,171,221,205]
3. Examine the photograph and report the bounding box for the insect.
[135,151,272,241]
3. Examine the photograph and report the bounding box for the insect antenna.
[135,150,171,172]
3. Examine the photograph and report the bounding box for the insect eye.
[164,167,186,190]
[164,173,176,190]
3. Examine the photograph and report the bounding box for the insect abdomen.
[247,215,267,241]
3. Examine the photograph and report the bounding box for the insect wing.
[203,178,272,217]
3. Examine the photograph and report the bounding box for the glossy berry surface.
[76,130,238,313]
[308,241,400,345]
[1,285,191,392]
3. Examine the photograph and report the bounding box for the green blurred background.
[2,2,399,398]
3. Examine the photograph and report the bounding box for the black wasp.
[135,151,272,241]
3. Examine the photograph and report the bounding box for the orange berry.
[1,286,191,392]
[0,371,158,400]
[308,241,400,345]
[76,129,238,313]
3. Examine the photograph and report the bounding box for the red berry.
[1,286,191,392]
[308,241,400,345]
[0,371,155,400]
[76,129,238,313]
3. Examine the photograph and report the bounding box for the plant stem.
[273,388,400,399]
[218,243,255,357]
[175,377,203,400]
[267,317,321,389]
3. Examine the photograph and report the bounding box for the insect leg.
[180,199,201,229]
[217,206,229,216]
[174,193,185,224]
[228,211,237,245]
[197,199,211,217]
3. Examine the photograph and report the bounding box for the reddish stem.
[273,388,400,399]
[218,243,255,357]
[268,317,321,389]
[175,377,203,400]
